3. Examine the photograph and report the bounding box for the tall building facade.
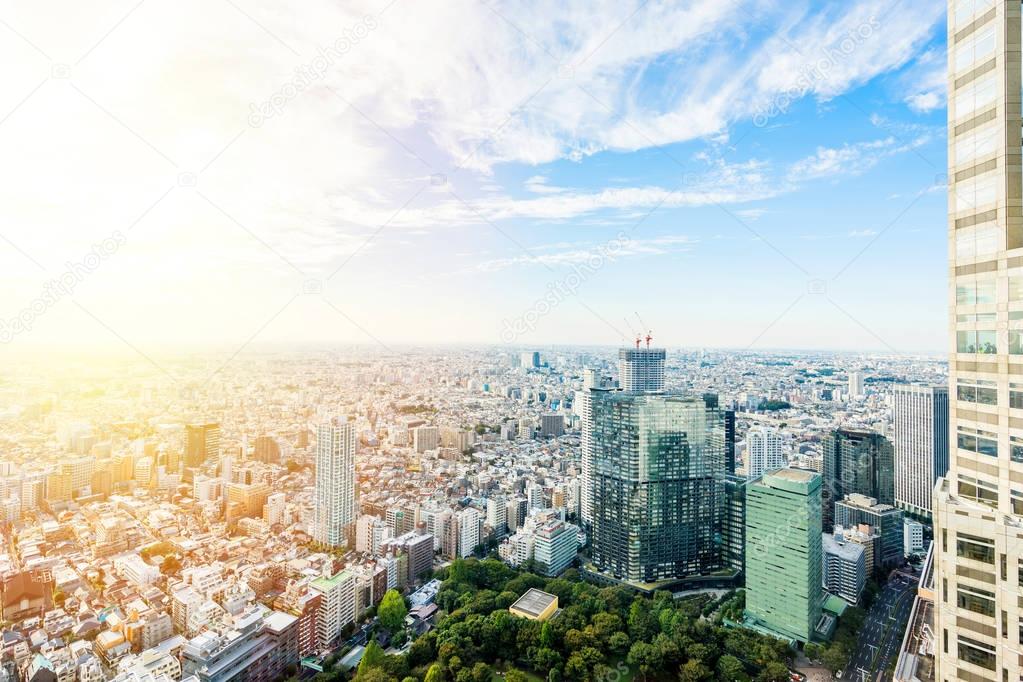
[589,390,726,582]
[744,468,823,643]
[576,369,614,529]
[313,417,356,548]
[746,426,785,480]
[618,347,666,393]
[892,384,949,519]
[184,423,220,470]
[935,3,1023,681]
[821,429,894,527]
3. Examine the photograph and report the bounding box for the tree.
[379,589,408,633]
[424,664,445,682]
[678,659,712,682]
[755,662,791,682]
[504,670,529,682]
[627,641,663,681]
[717,655,748,682]
[803,642,823,662]
[358,641,386,676]
[821,644,848,673]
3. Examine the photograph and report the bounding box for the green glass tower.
[744,468,823,643]
[589,391,725,583]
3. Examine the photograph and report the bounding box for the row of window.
[957,379,1023,413]
[955,278,1023,304]
[953,0,994,29]
[958,475,1000,508]
[956,330,1023,354]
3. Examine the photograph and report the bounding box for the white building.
[114,554,161,586]
[456,507,481,558]
[746,426,785,480]
[892,384,948,519]
[848,371,864,398]
[310,570,356,649]
[313,416,356,547]
[486,497,507,536]
[823,533,866,606]
[902,518,924,557]
[412,426,440,453]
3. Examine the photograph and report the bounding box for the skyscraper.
[935,3,1023,679]
[618,347,666,393]
[744,468,823,643]
[184,423,220,470]
[848,371,865,399]
[746,426,785,480]
[892,384,949,519]
[313,416,356,548]
[576,369,614,529]
[589,389,726,583]
[820,429,894,527]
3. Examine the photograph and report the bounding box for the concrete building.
[313,417,356,548]
[823,533,866,606]
[746,426,785,480]
[309,570,356,650]
[532,518,576,577]
[834,493,904,569]
[744,468,823,643]
[892,384,949,519]
[903,518,925,557]
[184,423,220,470]
[456,507,481,558]
[821,429,895,527]
[540,414,564,438]
[618,346,666,393]
[575,369,614,529]
[935,7,1023,679]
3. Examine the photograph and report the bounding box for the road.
[845,572,917,682]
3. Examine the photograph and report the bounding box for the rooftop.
[509,588,557,618]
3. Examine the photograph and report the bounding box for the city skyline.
[0,1,950,353]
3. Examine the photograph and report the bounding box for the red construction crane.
[645,331,653,348]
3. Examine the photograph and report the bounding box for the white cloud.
[900,49,946,113]
[475,234,698,271]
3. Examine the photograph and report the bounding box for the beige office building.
[934,2,1023,681]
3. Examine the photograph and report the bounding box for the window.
[958,635,997,671]
[957,585,996,616]
[1010,331,1023,355]
[955,123,998,166]
[1012,491,1023,516]
[954,0,995,27]
[954,170,998,212]
[959,476,1000,508]
[959,378,998,405]
[958,313,998,323]
[957,278,997,305]
[956,224,1000,260]
[954,24,997,73]
[954,71,997,121]
[957,532,996,564]
[1011,435,1023,462]
[957,428,999,457]
[957,330,997,354]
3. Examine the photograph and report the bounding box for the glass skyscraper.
[589,386,726,583]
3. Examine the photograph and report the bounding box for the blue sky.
[0,0,949,354]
